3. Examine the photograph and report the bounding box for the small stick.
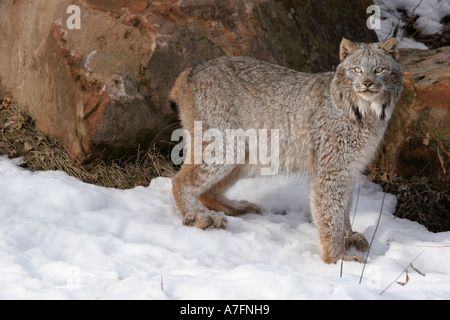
[351,182,362,227]
[359,183,388,284]
[379,250,425,295]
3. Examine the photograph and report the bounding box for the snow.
[373,0,450,49]
[0,155,449,300]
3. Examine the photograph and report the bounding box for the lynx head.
[333,37,404,120]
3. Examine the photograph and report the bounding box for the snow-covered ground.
[0,156,449,299]
[373,0,450,48]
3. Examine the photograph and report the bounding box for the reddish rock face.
[380,47,450,186]
[0,0,376,161]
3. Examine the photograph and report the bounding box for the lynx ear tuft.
[339,38,359,62]
[380,37,400,61]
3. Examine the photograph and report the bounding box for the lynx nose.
[362,79,374,88]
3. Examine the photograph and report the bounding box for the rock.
[379,47,450,186]
[0,0,169,161]
[0,0,377,161]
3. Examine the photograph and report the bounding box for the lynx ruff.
[169,38,404,264]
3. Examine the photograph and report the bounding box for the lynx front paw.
[345,232,369,252]
[340,254,366,263]
[324,254,366,264]
[183,212,227,230]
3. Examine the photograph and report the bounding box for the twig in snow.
[410,263,426,276]
[416,245,450,248]
[396,269,409,286]
[359,180,389,284]
[351,182,362,227]
[379,250,426,295]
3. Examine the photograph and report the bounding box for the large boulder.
[0,0,376,161]
[380,47,450,186]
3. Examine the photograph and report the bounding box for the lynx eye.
[353,67,362,73]
[374,67,384,73]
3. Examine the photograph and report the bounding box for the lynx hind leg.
[199,165,262,216]
[172,163,238,230]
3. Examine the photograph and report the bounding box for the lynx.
[170,38,403,264]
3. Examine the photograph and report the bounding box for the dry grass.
[368,167,450,233]
[0,88,176,190]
